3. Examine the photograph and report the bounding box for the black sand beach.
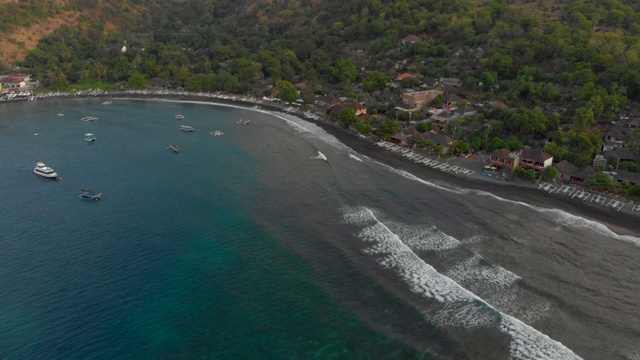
[17,90,640,236]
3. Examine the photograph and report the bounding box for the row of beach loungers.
[375,141,474,176]
[537,182,632,212]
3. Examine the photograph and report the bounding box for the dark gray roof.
[606,129,625,138]
[554,160,578,175]
[490,148,512,158]
[443,93,461,103]
[521,148,552,162]
[603,147,639,162]
[571,166,596,180]
[420,132,453,146]
[614,170,640,184]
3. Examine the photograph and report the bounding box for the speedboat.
[210,130,225,136]
[167,144,181,153]
[83,133,96,142]
[80,190,102,201]
[81,116,97,122]
[175,114,185,120]
[180,125,195,132]
[33,162,58,179]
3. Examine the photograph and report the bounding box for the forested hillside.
[5,0,640,175]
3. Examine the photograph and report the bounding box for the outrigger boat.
[79,189,102,201]
[101,101,112,105]
[210,130,225,136]
[236,118,250,125]
[175,114,185,120]
[81,116,98,122]
[83,133,96,142]
[180,125,195,132]
[167,144,181,153]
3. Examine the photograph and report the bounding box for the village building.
[401,34,422,45]
[395,72,414,81]
[605,127,626,146]
[489,148,521,170]
[571,166,597,185]
[438,77,463,87]
[614,170,640,186]
[519,148,553,171]
[555,160,579,183]
[400,89,443,110]
[602,147,638,164]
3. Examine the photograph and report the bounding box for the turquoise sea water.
[2,98,640,360]
[0,99,430,359]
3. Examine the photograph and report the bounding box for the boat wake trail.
[341,206,582,360]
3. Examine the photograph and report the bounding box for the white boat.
[33,162,58,179]
[57,113,64,117]
[236,118,250,125]
[175,114,185,120]
[81,116,98,122]
[210,130,225,136]
[83,133,96,142]
[180,125,195,132]
[101,101,112,105]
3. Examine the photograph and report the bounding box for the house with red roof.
[396,73,414,81]
[490,101,509,109]
[401,35,422,45]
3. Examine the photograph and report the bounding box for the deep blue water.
[1,98,640,360]
[0,99,429,359]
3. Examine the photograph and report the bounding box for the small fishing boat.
[180,125,195,132]
[33,162,58,179]
[81,116,98,122]
[167,144,181,153]
[101,101,112,105]
[210,130,225,136]
[236,118,250,125]
[79,189,102,201]
[83,133,96,142]
[175,114,185,120]
[57,113,64,117]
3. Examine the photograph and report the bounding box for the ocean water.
[1,98,639,360]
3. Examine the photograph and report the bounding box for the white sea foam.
[385,222,461,252]
[460,234,487,244]
[343,206,583,360]
[349,154,363,162]
[372,159,640,246]
[443,254,520,290]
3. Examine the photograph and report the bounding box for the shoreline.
[14,90,640,237]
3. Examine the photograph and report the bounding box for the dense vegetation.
[6,0,640,174]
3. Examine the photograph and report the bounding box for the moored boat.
[167,144,181,153]
[83,133,96,142]
[236,118,250,125]
[81,116,98,122]
[79,190,102,201]
[175,114,185,120]
[180,125,195,132]
[210,130,225,136]
[33,162,58,179]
